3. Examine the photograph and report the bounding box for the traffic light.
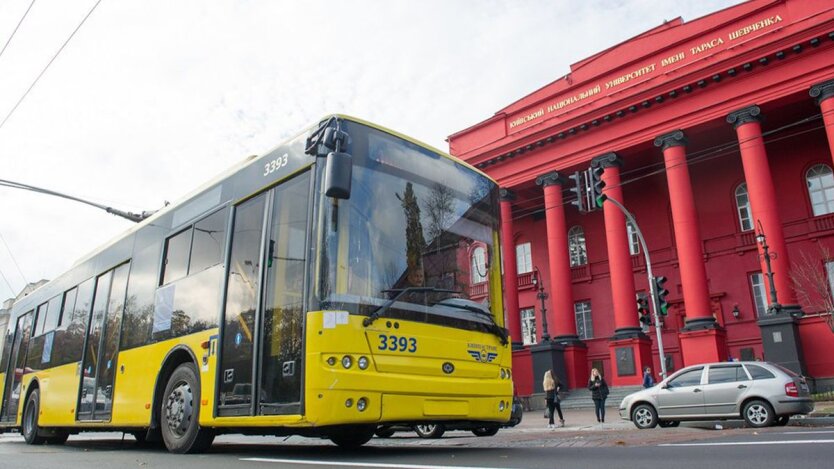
[589,166,607,208]
[637,296,651,326]
[653,276,669,316]
[569,171,586,213]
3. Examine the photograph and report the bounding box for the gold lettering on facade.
[604,64,657,90]
[728,15,783,41]
[690,37,725,55]
[508,108,545,129]
[545,85,602,113]
[661,51,685,67]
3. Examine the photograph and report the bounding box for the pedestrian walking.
[642,367,655,388]
[588,368,609,423]
[543,369,564,429]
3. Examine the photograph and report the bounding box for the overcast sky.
[0,0,742,301]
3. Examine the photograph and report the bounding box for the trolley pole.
[602,197,668,380]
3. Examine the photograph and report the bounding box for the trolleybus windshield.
[317,123,502,337]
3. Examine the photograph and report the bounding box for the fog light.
[345,398,353,408]
[358,356,369,370]
[342,355,352,369]
[500,369,506,379]
[357,397,368,412]
[327,356,336,366]
[499,400,505,411]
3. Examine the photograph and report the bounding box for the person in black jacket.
[588,368,609,423]
[543,369,565,428]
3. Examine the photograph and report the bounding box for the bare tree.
[790,245,834,333]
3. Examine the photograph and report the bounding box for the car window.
[708,365,747,384]
[772,363,799,377]
[745,364,776,380]
[668,367,703,388]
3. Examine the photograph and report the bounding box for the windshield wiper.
[434,298,509,346]
[362,287,459,327]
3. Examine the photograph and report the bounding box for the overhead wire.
[0,264,16,300]
[0,230,28,285]
[508,109,830,221]
[0,0,104,132]
[0,0,37,62]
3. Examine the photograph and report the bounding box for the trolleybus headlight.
[356,397,368,412]
[357,356,369,370]
[507,369,511,379]
[499,400,506,411]
[342,355,353,369]
[500,369,506,379]
[345,398,354,408]
[327,356,337,366]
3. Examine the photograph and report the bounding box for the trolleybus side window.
[161,228,192,285]
[34,302,48,336]
[189,209,227,274]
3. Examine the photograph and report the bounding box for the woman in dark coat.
[588,368,609,423]
[543,369,565,428]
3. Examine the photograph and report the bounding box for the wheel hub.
[165,381,193,437]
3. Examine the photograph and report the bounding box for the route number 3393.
[377,334,417,353]
[264,153,289,176]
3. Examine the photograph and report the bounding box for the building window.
[471,246,487,284]
[574,301,593,339]
[627,221,640,255]
[750,272,768,317]
[735,183,753,232]
[520,307,537,346]
[807,164,834,216]
[516,242,532,274]
[568,226,587,267]
[827,261,834,301]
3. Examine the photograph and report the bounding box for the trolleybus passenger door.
[1,311,33,423]
[218,193,267,416]
[77,263,130,421]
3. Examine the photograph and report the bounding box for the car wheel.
[330,425,376,448]
[22,389,47,445]
[414,423,445,439]
[471,425,500,437]
[375,426,396,438]
[743,399,775,428]
[160,363,215,453]
[632,404,658,429]
[774,415,790,426]
[658,420,680,428]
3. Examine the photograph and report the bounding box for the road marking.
[660,439,834,447]
[241,458,517,469]
[774,430,834,435]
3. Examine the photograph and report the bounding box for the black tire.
[471,426,500,437]
[44,432,69,445]
[330,425,375,448]
[631,403,658,429]
[375,426,396,438]
[22,389,47,445]
[658,420,680,428]
[414,423,445,439]
[774,415,790,426]
[743,399,774,428]
[159,363,215,453]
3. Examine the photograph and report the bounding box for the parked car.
[375,395,523,439]
[619,361,814,429]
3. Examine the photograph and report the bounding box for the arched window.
[735,183,753,232]
[568,226,587,267]
[471,246,487,284]
[807,164,834,216]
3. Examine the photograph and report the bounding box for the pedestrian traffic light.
[589,166,607,208]
[653,276,669,316]
[569,171,586,213]
[637,296,651,326]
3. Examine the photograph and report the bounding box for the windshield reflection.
[317,124,500,335]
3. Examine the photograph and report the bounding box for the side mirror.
[324,150,352,199]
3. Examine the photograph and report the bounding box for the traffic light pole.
[601,196,668,380]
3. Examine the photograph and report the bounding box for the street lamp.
[756,220,781,315]
[531,266,550,342]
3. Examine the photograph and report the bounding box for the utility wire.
[0,264,15,300]
[0,0,103,132]
[0,0,37,63]
[0,231,28,285]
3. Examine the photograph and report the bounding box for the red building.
[448,0,834,396]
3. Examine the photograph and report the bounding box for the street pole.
[532,266,551,342]
[603,196,668,380]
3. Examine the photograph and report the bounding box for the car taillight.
[785,382,799,397]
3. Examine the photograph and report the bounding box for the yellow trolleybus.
[0,116,511,452]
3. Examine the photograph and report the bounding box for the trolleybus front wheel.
[160,363,215,453]
[22,389,68,445]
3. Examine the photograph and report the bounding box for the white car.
[619,361,813,429]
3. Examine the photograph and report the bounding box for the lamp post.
[531,266,551,342]
[755,220,780,315]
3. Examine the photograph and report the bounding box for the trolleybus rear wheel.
[330,425,375,448]
[22,389,47,445]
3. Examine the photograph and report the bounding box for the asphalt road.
[1,425,832,469]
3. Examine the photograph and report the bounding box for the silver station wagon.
[619,361,814,429]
